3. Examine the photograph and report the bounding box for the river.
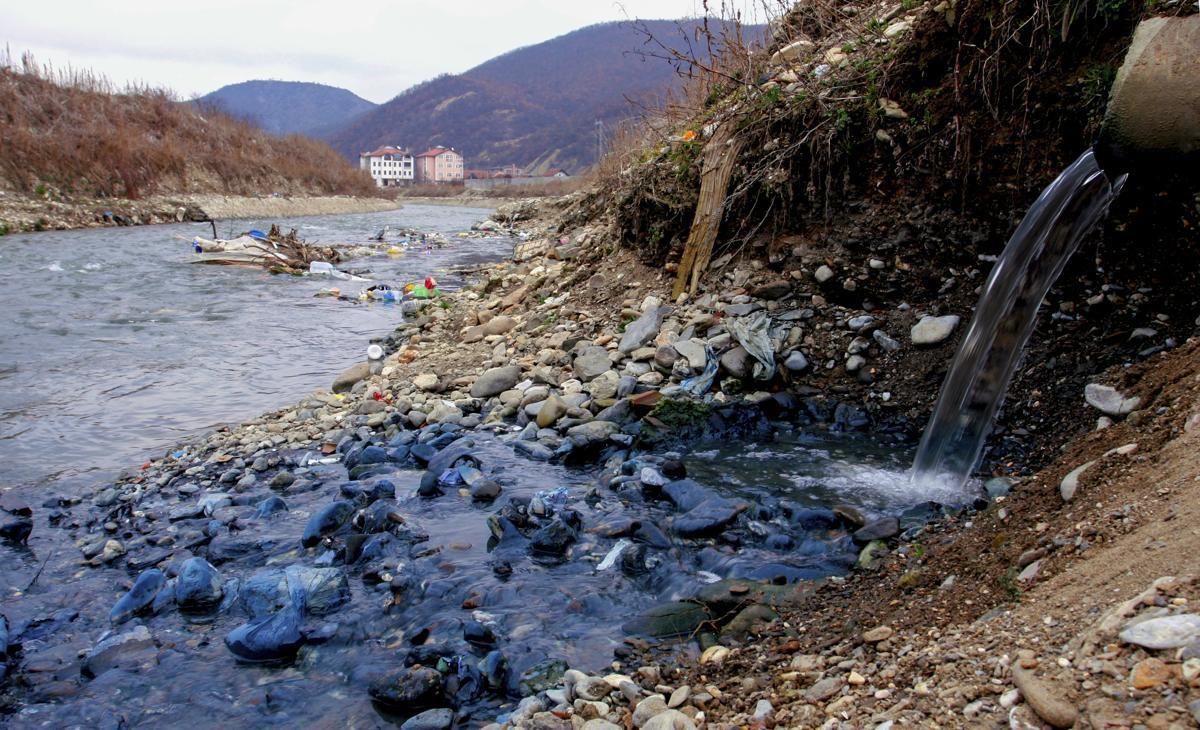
[0,205,510,494]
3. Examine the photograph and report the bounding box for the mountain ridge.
[195,80,378,136]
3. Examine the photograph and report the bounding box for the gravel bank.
[0,190,400,234]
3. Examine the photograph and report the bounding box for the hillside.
[0,61,379,205]
[324,19,766,173]
[194,80,378,136]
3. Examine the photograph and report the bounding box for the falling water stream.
[911,148,1127,491]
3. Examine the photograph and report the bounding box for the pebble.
[862,625,894,642]
[632,695,668,726]
[1131,658,1173,688]
[752,699,773,720]
[805,676,844,702]
[667,684,690,708]
[910,315,960,345]
[641,710,696,730]
[1059,460,1095,502]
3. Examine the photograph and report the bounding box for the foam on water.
[788,462,976,512]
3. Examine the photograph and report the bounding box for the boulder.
[618,307,667,353]
[332,362,370,394]
[470,366,522,398]
[574,347,612,381]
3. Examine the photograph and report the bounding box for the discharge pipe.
[1098,15,1200,170]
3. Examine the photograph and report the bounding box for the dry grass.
[0,51,380,200]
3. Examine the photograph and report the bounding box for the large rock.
[566,420,619,447]
[110,569,167,624]
[225,605,305,663]
[673,339,707,369]
[240,566,351,617]
[1084,383,1141,416]
[752,280,792,300]
[369,665,445,708]
[852,517,900,543]
[623,601,711,638]
[1119,614,1200,649]
[618,306,667,353]
[301,501,354,548]
[537,394,568,428]
[573,347,612,381]
[719,346,752,378]
[784,351,809,371]
[82,625,156,678]
[401,708,454,730]
[672,498,745,537]
[470,366,522,398]
[412,373,439,391]
[332,362,370,393]
[910,315,960,345]
[175,558,223,610]
[483,316,517,336]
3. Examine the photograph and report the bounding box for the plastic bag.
[681,346,719,395]
[726,311,776,380]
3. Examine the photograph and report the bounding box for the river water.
[0,205,510,494]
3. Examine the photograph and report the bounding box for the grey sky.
[3,1,783,103]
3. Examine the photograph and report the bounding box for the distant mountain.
[323,20,766,174]
[196,80,377,136]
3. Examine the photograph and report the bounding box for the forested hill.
[196,80,378,136]
[324,20,766,173]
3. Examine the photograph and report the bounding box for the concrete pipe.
[1099,15,1200,170]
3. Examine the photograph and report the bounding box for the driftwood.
[671,123,745,299]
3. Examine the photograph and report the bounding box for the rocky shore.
[2,196,1198,729]
[0,189,401,234]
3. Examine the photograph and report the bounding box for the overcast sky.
[3,1,783,103]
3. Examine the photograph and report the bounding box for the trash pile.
[315,277,440,308]
[189,225,344,274]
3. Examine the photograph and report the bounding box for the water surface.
[0,205,510,493]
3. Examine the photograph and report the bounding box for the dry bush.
[0,51,380,200]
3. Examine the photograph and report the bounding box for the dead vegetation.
[0,52,380,200]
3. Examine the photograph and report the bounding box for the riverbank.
[0,189,402,234]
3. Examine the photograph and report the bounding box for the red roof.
[415,147,458,158]
[363,145,410,157]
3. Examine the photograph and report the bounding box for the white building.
[359,145,415,187]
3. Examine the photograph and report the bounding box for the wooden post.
[671,124,744,299]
